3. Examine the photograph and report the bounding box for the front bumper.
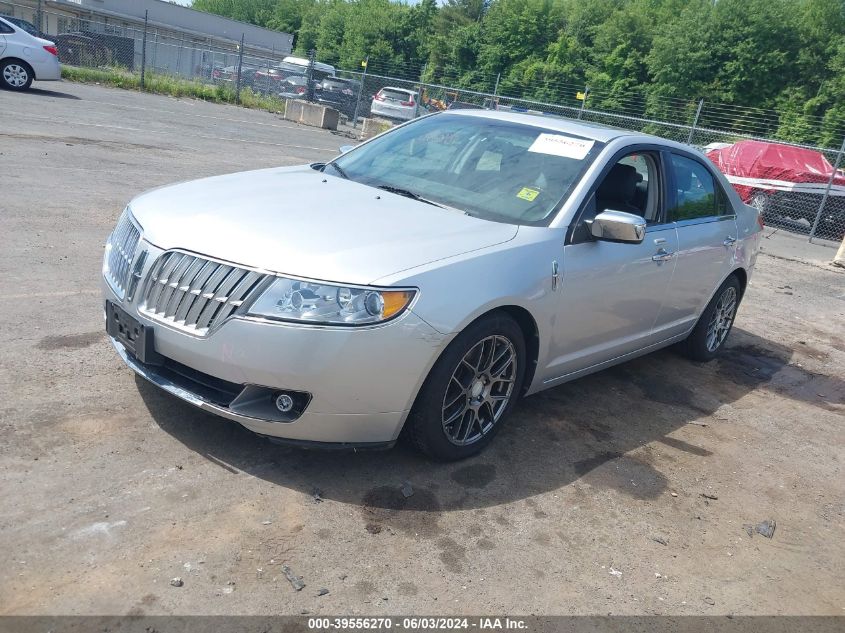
[103,246,450,445]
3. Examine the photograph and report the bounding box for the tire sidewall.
[686,275,742,362]
[1,60,34,91]
[408,312,527,461]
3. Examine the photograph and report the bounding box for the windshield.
[326,113,603,225]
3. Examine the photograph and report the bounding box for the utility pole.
[351,55,369,128]
[687,99,704,145]
[235,33,245,104]
[809,135,845,242]
[577,85,589,120]
[140,10,148,90]
[306,48,316,102]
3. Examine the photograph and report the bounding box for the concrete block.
[284,100,339,130]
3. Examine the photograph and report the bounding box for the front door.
[543,149,679,383]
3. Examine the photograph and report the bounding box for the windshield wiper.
[326,162,349,179]
[376,185,447,209]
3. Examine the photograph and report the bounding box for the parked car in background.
[53,32,114,68]
[277,73,311,100]
[707,140,845,237]
[315,76,361,118]
[212,65,257,90]
[254,60,335,94]
[252,64,291,92]
[370,87,418,121]
[102,111,761,460]
[0,15,60,91]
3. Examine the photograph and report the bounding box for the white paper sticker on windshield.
[528,134,594,159]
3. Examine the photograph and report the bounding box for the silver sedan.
[102,111,762,460]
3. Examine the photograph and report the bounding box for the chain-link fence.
[4,1,844,242]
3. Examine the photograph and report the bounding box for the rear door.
[0,18,12,55]
[655,152,739,338]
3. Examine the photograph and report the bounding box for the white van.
[281,56,336,81]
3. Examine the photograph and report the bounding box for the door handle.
[723,236,737,246]
[652,248,674,262]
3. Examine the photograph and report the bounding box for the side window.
[570,150,662,243]
[670,154,719,220]
[0,22,14,34]
[595,152,661,222]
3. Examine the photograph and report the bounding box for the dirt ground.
[1,82,843,617]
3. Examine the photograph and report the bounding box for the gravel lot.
[1,82,843,617]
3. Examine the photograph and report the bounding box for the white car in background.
[0,15,61,91]
[371,87,418,121]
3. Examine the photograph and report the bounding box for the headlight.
[246,277,416,326]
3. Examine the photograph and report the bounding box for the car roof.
[443,109,669,145]
[381,86,416,94]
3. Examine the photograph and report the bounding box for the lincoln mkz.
[103,111,762,460]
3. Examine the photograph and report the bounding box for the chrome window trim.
[674,215,737,228]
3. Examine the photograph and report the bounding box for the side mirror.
[338,145,356,155]
[588,210,646,244]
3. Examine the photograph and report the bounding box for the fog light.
[275,393,295,413]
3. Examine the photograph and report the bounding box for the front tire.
[680,275,741,362]
[1,60,34,91]
[407,312,526,461]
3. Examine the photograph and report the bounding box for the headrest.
[597,163,641,203]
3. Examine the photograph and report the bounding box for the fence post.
[140,10,148,90]
[235,33,245,104]
[352,56,369,129]
[415,63,426,118]
[36,0,43,33]
[577,84,589,120]
[809,135,845,243]
[687,99,704,145]
[306,48,316,102]
[265,57,271,95]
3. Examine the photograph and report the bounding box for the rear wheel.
[407,312,526,461]
[1,60,34,91]
[679,275,741,362]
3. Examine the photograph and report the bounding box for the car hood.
[129,166,518,285]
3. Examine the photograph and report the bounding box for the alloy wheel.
[441,335,517,446]
[3,64,29,88]
[705,286,737,352]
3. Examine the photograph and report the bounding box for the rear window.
[6,16,38,35]
[381,89,414,101]
[323,78,355,90]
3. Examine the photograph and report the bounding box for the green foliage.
[190,0,845,147]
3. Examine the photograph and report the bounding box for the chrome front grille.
[104,209,141,300]
[140,252,267,335]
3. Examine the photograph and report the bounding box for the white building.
[1,0,294,76]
